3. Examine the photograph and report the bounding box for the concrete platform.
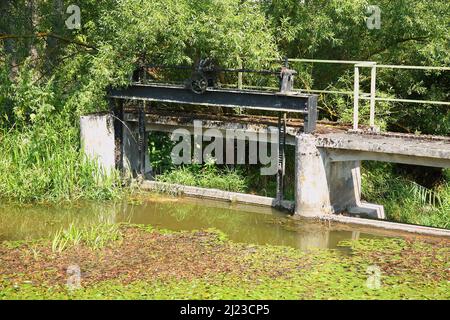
[124,111,450,169]
[141,180,295,212]
[310,214,450,238]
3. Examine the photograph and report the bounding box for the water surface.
[0,195,383,250]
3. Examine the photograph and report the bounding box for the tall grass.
[0,118,122,203]
[156,162,247,193]
[0,59,123,203]
[362,164,450,229]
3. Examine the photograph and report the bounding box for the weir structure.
[80,60,450,227]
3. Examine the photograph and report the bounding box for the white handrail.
[360,96,450,105]
[354,66,360,131]
[261,58,450,131]
[369,65,377,128]
[376,65,450,71]
[238,85,450,106]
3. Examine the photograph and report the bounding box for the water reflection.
[0,195,380,250]
[0,202,118,241]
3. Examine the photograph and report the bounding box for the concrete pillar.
[295,134,333,216]
[80,113,116,174]
[295,134,384,219]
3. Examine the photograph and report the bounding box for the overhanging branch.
[0,32,97,51]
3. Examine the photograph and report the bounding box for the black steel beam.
[108,83,318,133]
[108,84,316,114]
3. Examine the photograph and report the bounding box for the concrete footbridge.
[81,109,450,217]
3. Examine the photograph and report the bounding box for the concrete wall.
[80,113,152,179]
[295,132,450,219]
[141,180,295,211]
[80,114,116,174]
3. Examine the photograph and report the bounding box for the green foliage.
[54,0,279,115]
[148,132,176,175]
[0,121,121,203]
[265,0,449,62]
[0,1,448,301]
[157,161,247,193]
[8,59,55,125]
[362,163,450,229]
[0,0,279,202]
[0,0,449,227]
[0,81,122,204]
[3,274,447,300]
[263,0,449,134]
[95,0,277,64]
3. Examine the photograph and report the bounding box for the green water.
[0,195,383,250]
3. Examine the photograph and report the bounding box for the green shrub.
[0,120,122,203]
[362,163,450,229]
[157,161,247,193]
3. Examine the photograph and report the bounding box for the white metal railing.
[258,58,450,131]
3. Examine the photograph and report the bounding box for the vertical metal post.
[237,58,243,115]
[369,64,377,129]
[276,112,286,206]
[237,58,243,90]
[138,101,146,176]
[282,113,286,175]
[110,97,124,172]
[304,95,318,133]
[353,66,360,131]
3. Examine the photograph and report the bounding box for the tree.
[263,0,449,134]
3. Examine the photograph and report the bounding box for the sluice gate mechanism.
[107,59,318,206]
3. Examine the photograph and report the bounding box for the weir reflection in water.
[0,195,381,250]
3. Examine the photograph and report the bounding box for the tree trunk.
[28,0,40,71]
[45,0,64,72]
[0,0,18,80]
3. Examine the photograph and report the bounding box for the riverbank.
[1,224,448,300]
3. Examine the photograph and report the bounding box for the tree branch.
[366,36,430,59]
[0,32,97,51]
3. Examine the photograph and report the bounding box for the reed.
[362,164,450,229]
[156,162,247,193]
[51,223,122,252]
[0,118,122,203]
